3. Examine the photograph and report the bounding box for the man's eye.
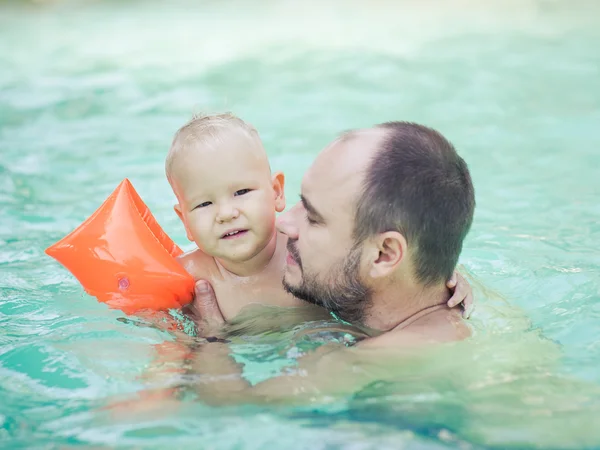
[195,201,212,209]
[235,189,251,196]
[306,215,318,225]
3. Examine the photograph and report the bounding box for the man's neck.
[215,231,283,278]
[362,280,450,332]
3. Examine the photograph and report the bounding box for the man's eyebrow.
[300,194,324,220]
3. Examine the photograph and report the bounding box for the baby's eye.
[195,201,212,209]
[234,189,251,196]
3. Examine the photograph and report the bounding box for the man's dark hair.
[353,121,475,286]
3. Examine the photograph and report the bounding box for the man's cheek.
[298,241,315,267]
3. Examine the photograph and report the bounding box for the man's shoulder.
[357,310,471,350]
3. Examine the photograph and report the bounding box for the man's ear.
[174,204,194,242]
[367,231,407,278]
[271,171,286,212]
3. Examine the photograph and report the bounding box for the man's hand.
[184,280,226,338]
[446,271,474,319]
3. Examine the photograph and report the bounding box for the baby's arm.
[175,248,232,320]
[175,248,218,281]
[117,249,219,334]
[446,268,474,318]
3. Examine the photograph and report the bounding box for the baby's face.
[172,134,285,263]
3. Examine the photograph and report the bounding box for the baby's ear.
[174,204,194,242]
[271,171,286,212]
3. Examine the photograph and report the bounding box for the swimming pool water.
[1,1,600,448]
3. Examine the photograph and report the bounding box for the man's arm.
[188,339,417,406]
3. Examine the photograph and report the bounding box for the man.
[175,121,476,404]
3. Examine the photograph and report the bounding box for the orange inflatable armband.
[46,179,195,314]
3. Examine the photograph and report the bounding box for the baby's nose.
[217,204,239,223]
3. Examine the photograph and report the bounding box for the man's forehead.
[301,128,387,210]
[305,129,386,181]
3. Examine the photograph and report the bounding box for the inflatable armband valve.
[46,179,195,314]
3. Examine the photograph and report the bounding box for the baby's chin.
[216,238,267,261]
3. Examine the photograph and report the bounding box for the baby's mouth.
[221,229,249,239]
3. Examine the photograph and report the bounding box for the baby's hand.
[446,271,474,319]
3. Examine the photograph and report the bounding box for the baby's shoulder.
[176,248,219,281]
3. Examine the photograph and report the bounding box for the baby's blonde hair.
[165,112,262,184]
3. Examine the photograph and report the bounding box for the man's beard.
[283,239,372,325]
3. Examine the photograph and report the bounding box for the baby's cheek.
[195,220,215,246]
[250,197,271,219]
[261,204,278,230]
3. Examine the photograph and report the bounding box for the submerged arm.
[188,339,399,406]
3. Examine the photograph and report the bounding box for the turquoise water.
[1,0,600,448]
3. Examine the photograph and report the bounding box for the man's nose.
[276,206,299,239]
[216,203,239,223]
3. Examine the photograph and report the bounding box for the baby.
[165,113,303,320]
[165,113,471,322]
